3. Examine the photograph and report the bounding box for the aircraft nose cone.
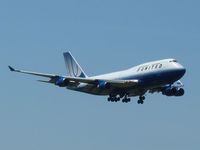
[178,66,186,77]
[182,68,186,75]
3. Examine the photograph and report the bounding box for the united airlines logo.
[66,55,82,77]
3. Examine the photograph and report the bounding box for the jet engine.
[55,77,69,87]
[162,87,184,96]
[174,88,184,96]
[96,80,111,89]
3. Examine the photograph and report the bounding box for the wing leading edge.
[8,66,56,78]
[8,66,139,88]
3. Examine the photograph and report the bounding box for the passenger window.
[138,67,142,72]
[159,64,162,68]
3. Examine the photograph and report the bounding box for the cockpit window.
[169,59,177,63]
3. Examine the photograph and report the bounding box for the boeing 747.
[9,52,186,104]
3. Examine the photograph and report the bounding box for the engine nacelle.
[55,77,69,87]
[162,87,184,97]
[96,80,111,89]
[162,87,177,96]
[175,88,184,96]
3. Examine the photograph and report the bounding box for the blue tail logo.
[63,52,88,78]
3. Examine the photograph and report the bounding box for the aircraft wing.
[105,79,139,87]
[65,77,139,88]
[8,66,57,78]
[8,66,139,88]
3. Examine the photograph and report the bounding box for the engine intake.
[96,80,111,89]
[55,77,69,87]
[175,88,184,96]
[162,87,184,97]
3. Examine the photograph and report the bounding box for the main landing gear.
[137,96,145,104]
[107,94,131,103]
[107,94,146,104]
[122,94,131,103]
[107,96,120,102]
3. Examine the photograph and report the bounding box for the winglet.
[8,66,15,71]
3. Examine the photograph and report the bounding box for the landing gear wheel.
[138,96,145,104]
[117,97,120,101]
[122,98,131,103]
[107,95,121,103]
[137,100,144,104]
[139,96,145,101]
[141,100,144,104]
[107,97,111,102]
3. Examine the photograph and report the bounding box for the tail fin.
[63,52,88,78]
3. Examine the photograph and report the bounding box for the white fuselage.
[68,58,186,97]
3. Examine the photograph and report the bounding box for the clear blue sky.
[1,0,200,150]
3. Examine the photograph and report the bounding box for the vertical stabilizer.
[63,52,88,78]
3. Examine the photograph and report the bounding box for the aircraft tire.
[137,100,144,104]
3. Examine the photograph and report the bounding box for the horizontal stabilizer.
[37,80,54,84]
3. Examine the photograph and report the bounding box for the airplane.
[8,52,186,104]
